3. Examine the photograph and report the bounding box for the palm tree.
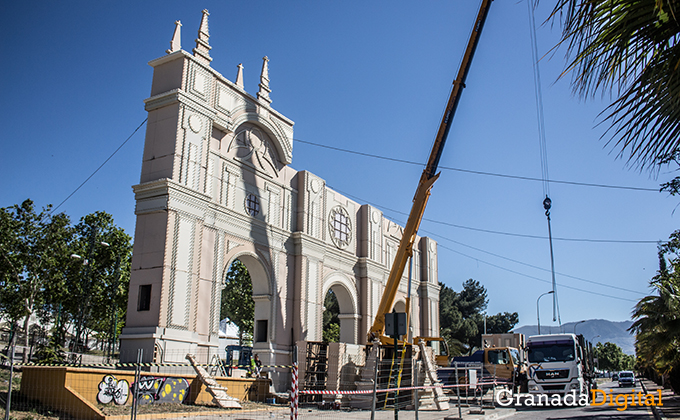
[630,237,680,390]
[549,0,680,169]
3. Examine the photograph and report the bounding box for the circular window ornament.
[245,194,260,217]
[329,206,352,249]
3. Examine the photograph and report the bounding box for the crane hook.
[543,196,551,217]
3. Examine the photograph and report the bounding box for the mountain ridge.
[513,319,635,355]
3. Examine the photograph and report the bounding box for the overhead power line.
[332,186,659,244]
[49,118,148,216]
[437,242,639,303]
[331,183,649,302]
[294,138,659,192]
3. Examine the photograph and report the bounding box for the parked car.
[612,373,618,381]
[618,371,635,387]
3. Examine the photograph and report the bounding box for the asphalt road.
[507,380,655,420]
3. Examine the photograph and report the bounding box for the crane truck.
[357,3,494,411]
[367,0,493,354]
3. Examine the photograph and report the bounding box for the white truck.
[525,333,595,397]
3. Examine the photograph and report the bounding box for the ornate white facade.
[119,10,441,389]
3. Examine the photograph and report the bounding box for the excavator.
[368,0,493,366]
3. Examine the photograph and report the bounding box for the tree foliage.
[594,341,633,372]
[550,0,680,170]
[486,312,520,334]
[439,279,519,356]
[220,259,254,345]
[0,199,72,360]
[63,212,132,353]
[630,230,680,390]
[0,200,132,360]
[322,290,340,343]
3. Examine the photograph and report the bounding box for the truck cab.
[526,334,592,397]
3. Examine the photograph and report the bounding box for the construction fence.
[1,343,506,420]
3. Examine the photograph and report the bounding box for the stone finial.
[257,56,272,104]
[236,63,244,89]
[193,9,212,64]
[166,20,182,54]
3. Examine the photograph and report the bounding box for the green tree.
[439,280,520,355]
[439,283,467,356]
[440,280,486,355]
[455,279,487,319]
[322,290,340,343]
[485,312,520,334]
[0,199,72,361]
[630,231,680,391]
[594,341,628,372]
[551,0,680,170]
[621,353,635,371]
[62,211,132,353]
[220,260,254,345]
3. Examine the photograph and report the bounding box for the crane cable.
[528,0,562,327]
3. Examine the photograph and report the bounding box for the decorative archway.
[225,249,273,349]
[322,272,360,344]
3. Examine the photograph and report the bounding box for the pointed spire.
[166,20,182,54]
[235,64,244,89]
[257,56,272,104]
[193,9,212,64]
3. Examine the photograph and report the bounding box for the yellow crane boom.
[368,0,494,342]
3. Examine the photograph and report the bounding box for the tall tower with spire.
[120,10,295,373]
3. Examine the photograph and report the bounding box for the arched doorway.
[224,253,272,349]
[322,274,359,344]
[220,259,254,345]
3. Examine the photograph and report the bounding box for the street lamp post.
[537,291,554,335]
[71,235,110,355]
[574,320,586,335]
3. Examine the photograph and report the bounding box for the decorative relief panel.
[169,214,194,329]
[180,109,206,192]
[216,85,241,115]
[228,124,278,178]
[305,176,324,239]
[189,64,210,101]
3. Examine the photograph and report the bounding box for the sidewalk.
[162,397,517,420]
[640,378,680,420]
[394,398,517,420]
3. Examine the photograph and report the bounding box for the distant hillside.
[513,319,635,355]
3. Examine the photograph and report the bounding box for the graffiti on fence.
[132,376,190,405]
[97,375,130,405]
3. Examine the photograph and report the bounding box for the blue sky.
[1,1,677,331]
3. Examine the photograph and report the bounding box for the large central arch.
[225,249,273,348]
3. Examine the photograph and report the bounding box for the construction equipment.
[440,346,528,392]
[367,0,493,345]
[414,336,450,367]
[356,1,494,412]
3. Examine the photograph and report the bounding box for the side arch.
[322,272,361,344]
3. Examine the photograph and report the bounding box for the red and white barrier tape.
[298,380,500,396]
